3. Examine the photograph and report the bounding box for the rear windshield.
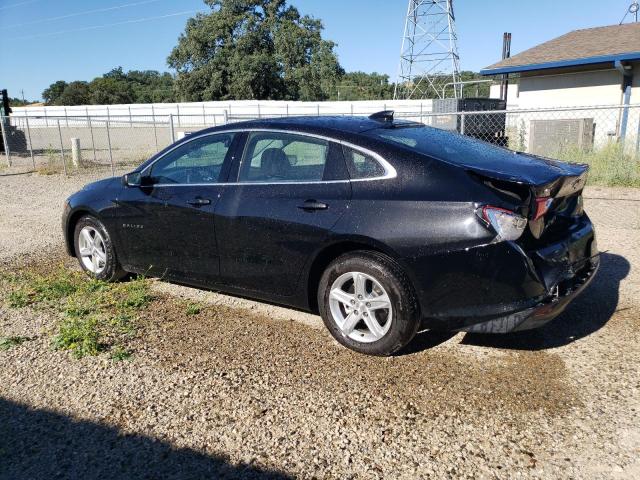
[365,125,508,166]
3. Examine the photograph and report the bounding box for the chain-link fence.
[2,104,640,185]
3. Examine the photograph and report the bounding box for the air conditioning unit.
[529,118,594,157]
[431,98,508,145]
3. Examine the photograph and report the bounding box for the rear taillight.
[532,196,553,221]
[478,206,527,242]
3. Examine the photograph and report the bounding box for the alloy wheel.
[78,226,107,274]
[328,271,393,343]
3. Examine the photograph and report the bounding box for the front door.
[116,132,239,283]
[215,130,351,298]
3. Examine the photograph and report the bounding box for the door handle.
[187,197,211,206]
[298,199,328,211]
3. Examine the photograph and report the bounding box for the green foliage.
[2,265,151,359]
[8,97,33,107]
[396,71,493,100]
[42,80,68,105]
[555,143,640,187]
[329,72,394,101]
[41,67,176,106]
[0,336,28,351]
[185,302,203,315]
[110,346,133,362]
[168,0,343,101]
[53,316,102,358]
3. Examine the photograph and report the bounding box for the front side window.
[238,132,329,183]
[342,146,386,179]
[148,133,235,184]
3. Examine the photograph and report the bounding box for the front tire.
[73,215,126,282]
[318,251,420,356]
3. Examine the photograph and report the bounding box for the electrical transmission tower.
[394,0,461,100]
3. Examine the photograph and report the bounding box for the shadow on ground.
[460,252,630,351]
[0,398,291,480]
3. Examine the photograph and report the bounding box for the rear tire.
[318,251,420,356]
[73,215,126,282]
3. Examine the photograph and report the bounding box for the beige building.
[482,23,640,150]
[482,23,640,108]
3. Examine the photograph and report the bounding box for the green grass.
[185,302,202,316]
[110,346,133,362]
[36,146,64,175]
[2,264,151,359]
[0,336,29,351]
[555,143,640,187]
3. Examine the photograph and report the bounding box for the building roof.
[481,23,640,75]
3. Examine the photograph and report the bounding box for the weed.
[1,264,151,359]
[555,143,640,187]
[185,302,203,316]
[110,346,132,362]
[53,316,102,358]
[36,146,64,175]
[0,336,29,351]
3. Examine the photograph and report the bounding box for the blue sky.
[0,0,632,100]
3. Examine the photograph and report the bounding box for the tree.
[89,77,135,105]
[57,81,91,105]
[167,0,343,101]
[42,80,68,105]
[329,72,394,101]
[9,97,33,107]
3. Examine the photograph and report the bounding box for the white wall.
[517,69,623,108]
[11,99,434,125]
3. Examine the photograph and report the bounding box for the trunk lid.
[462,153,589,242]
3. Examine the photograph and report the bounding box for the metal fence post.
[460,112,466,136]
[88,117,97,163]
[223,110,228,125]
[106,119,115,176]
[169,114,176,143]
[25,116,35,168]
[202,103,206,126]
[151,105,158,151]
[64,107,69,127]
[44,108,49,127]
[0,116,11,167]
[128,106,132,126]
[176,104,181,127]
[258,103,261,118]
[57,119,68,175]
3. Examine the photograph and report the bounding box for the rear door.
[214,130,351,298]
[116,132,239,283]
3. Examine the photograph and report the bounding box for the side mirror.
[122,172,142,187]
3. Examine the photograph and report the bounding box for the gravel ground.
[0,171,639,479]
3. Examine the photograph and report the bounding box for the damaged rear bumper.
[459,256,599,333]
[417,215,599,333]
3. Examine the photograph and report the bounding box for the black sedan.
[62,112,599,356]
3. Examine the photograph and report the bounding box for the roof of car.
[211,115,422,136]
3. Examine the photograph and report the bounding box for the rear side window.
[239,132,329,182]
[342,146,386,179]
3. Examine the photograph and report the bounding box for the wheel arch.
[305,237,406,313]
[65,208,98,256]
